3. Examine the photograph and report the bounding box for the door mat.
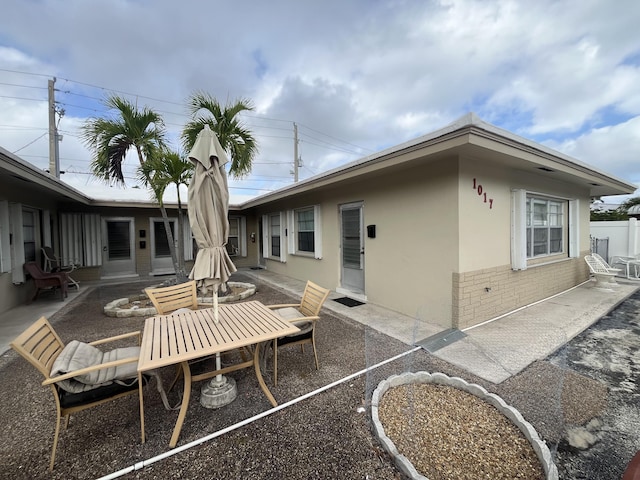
[334,297,365,307]
[416,328,467,353]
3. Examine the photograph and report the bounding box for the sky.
[1,0,639,205]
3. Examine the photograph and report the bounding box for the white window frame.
[511,189,578,270]
[287,205,322,259]
[526,196,565,258]
[22,206,40,264]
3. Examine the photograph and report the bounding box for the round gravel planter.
[103,282,256,317]
[371,372,558,480]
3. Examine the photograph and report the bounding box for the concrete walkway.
[2,269,637,385]
[243,270,639,383]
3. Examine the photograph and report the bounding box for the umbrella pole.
[201,288,237,409]
[213,291,223,383]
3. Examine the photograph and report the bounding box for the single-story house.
[1,113,636,328]
[238,113,636,329]
[0,146,254,315]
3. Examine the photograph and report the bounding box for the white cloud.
[0,0,639,204]
[549,116,640,185]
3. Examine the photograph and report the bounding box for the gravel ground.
[378,384,544,479]
[0,273,638,479]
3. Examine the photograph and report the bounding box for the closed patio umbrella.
[188,124,237,305]
[187,124,237,408]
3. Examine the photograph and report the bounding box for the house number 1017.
[472,178,493,209]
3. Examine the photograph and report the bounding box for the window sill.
[526,256,573,269]
[290,251,316,258]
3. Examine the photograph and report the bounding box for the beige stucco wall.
[257,157,460,328]
[457,159,511,271]
[0,184,74,313]
[54,205,255,282]
[258,153,594,330]
[454,155,592,328]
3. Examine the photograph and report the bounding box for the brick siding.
[453,251,591,329]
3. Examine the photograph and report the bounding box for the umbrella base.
[200,376,237,409]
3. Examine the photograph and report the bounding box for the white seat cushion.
[274,307,303,320]
[51,340,139,393]
[274,307,313,335]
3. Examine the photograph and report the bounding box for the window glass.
[227,218,239,256]
[107,221,131,260]
[270,214,280,257]
[22,209,36,262]
[526,196,565,258]
[153,220,175,257]
[296,208,314,253]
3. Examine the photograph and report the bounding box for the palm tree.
[181,93,258,178]
[139,150,193,281]
[81,95,184,280]
[81,95,167,182]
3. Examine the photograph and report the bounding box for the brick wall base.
[453,252,590,329]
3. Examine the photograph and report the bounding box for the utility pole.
[47,77,60,178]
[293,122,299,182]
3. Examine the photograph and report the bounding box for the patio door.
[150,217,177,275]
[340,202,364,294]
[101,217,136,278]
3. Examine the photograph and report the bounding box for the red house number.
[472,178,493,209]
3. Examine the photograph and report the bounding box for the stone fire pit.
[104,281,256,317]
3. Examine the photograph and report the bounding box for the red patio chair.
[23,261,69,302]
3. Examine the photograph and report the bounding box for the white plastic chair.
[585,255,618,289]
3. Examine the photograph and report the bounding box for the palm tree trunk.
[175,187,188,282]
[159,205,188,283]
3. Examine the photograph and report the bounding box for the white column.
[628,217,638,257]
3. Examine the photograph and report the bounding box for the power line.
[12,132,48,153]
[0,82,47,91]
[298,122,374,153]
[299,136,364,156]
[0,95,46,102]
[2,70,374,176]
[0,68,51,78]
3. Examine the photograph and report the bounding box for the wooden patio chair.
[145,280,198,315]
[41,246,79,289]
[23,261,69,302]
[266,280,331,386]
[10,317,147,470]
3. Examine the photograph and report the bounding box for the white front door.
[340,202,365,294]
[101,217,136,278]
[150,217,177,275]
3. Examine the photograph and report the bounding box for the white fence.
[590,218,640,262]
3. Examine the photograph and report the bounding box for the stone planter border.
[371,371,558,480]
[103,282,256,317]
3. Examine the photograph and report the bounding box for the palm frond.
[182,92,258,178]
[80,94,167,185]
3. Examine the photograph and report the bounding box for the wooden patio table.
[137,300,299,447]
